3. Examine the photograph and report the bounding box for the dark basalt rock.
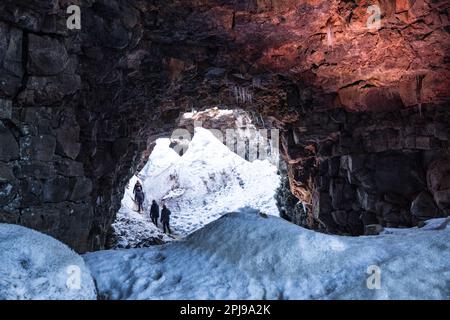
[374,153,426,196]
[426,157,450,212]
[0,122,19,162]
[28,34,69,76]
[411,191,440,220]
[70,177,93,202]
[54,159,84,177]
[19,135,57,162]
[42,176,71,203]
[0,99,13,119]
[0,23,23,97]
[0,163,17,206]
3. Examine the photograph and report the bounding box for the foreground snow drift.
[0,224,97,300]
[85,210,450,300]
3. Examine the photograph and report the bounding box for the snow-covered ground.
[1,209,448,300]
[0,224,96,300]
[112,177,176,248]
[85,209,450,300]
[112,127,280,248]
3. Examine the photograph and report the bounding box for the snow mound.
[0,224,97,300]
[139,138,181,178]
[112,127,280,246]
[84,210,450,300]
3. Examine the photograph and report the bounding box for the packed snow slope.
[85,209,450,300]
[0,224,97,300]
[113,127,280,247]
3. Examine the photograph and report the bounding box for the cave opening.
[108,108,288,249]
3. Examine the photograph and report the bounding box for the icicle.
[301,201,307,213]
[232,85,253,105]
[416,75,424,117]
[326,19,334,49]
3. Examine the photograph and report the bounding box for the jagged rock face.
[283,105,450,234]
[0,0,449,251]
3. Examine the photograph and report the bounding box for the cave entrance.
[110,108,283,248]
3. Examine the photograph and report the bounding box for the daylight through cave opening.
[108,108,286,249]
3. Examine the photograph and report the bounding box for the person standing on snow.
[133,180,142,196]
[161,204,172,234]
[150,200,160,227]
[135,189,145,213]
[133,181,145,213]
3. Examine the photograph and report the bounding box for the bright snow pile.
[0,224,97,300]
[85,209,450,300]
[112,127,280,247]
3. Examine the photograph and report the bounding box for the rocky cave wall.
[0,0,449,252]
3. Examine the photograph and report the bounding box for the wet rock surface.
[0,0,449,251]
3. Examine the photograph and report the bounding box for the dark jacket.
[133,183,142,195]
[135,190,145,203]
[150,202,160,218]
[161,207,171,223]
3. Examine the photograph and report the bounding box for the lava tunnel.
[0,0,449,253]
